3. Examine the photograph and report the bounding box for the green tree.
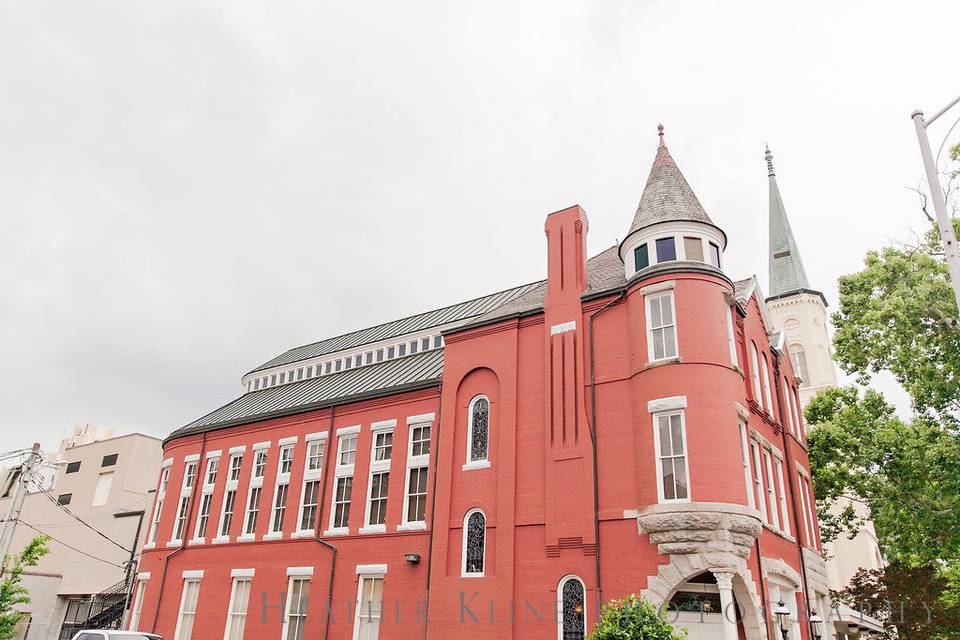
[0,536,50,640]
[589,594,686,640]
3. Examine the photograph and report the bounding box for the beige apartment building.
[0,425,162,640]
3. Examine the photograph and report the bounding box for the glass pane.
[465,512,485,573]
[673,459,688,499]
[470,398,489,461]
[652,329,665,361]
[650,296,663,327]
[660,295,673,325]
[656,237,676,262]
[658,417,672,456]
[670,415,684,454]
[561,579,585,640]
[662,326,676,358]
[634,244,649,271]
[684,237,703,261]
[661,459,676,500]
[709,242,721,267]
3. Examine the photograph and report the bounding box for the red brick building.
[133,132,831,640]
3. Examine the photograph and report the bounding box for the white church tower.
[763,146,838,407]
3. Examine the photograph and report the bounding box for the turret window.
[653,410,689,503]
[708,242,721,268]
[655,237,677,262]
[634,244,649,271]
[683,236,703,262]
[646,291,678,362]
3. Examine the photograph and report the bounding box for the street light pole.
[911,94,960,313]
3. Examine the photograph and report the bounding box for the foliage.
[806,386,960,564]
[0,536,50,640]
[830,219,960,422]
[589,594,686,640]
[832,561,960,640]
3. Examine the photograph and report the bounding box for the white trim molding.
[181,570,204,579]
[161,458,174,468]
[370,419,397,431]
[735,401,750,420]
[252,441,272,451]
[205,450,222,459]
[286,566,314,577]
[231,568,256,578]
[647,395,687,413]
[305,431,327,442]
[355,563,387,575]
[137,572,151,581]
[278,436,298,446]
[229,445,247,454]
[406,413,435,425]
[184,453,201,463]
[336,425,361,437]
[639,279,676,295]
[550,321,576,335]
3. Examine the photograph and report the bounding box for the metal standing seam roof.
[247,282,543,375]
[168,349,445,442]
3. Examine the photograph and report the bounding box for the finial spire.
[764,144,775,176]
[657,123,665,146]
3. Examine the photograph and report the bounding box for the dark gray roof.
[624,138,718,240]
[168,350,445,442]
[248,282,542,374]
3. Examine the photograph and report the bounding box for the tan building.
[0,425,161,640]
[763,148,884,638]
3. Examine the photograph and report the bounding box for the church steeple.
[766,146,814,298]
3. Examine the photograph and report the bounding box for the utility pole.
[0,443,42,570]
[911,94,960,312]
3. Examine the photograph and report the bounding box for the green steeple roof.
[766,146,813,298]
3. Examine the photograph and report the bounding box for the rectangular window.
[353,575,384,640]
[800,474,817,548]
[739,423,755,509]
[775,460,791,536]
[271,374,277,386]
[219,490,237,537]
[173,495,190,541]
[345,358,353,370]
[335,360,342,371]
[373,432,393,461]
[65,461,81,474]
[421,338,430,351]
[366,352,373,365]
[57,493,72,505]
[654,412,689,502]
[763,450,780,530]
[194,494,212,540]
[683,236,703,262]
[224,577,251,640]
[367,472,389,526]
[279,445,295,475]
[387,346,395,359]
[279,372,286,384]
[306,441,325,472]
[174,578,201,640]
[434,336,443,348]
[655,236,677,262]
[410,340,418,354]
[646,291,678,361]
[305,366,313,378]
[709,242,721,268]
[93,472,114,506]
[339,435,357,466]
[129,580,147,631]
[253,450,268,479]
[398,344,406,356]
[243,487,261,535]
[101,453,118,467]
[725,305,739,367]
[148,496,164,545]
[410,426,430,457]
[298,480,320,531]
[634,243,649,271]
[405,467,428,523]
[183,461,198,489]
[333,476,353,529]
[282,577,310,640]
[355,355,363,367]
[782,378,795,433]
[376,349,384,362]
[229,454,243,482]
[271,483,289,533]
[297,368,304,380]
[325,362,332,374]
[204,458,219,487]
[761,356,773,414]
[751,442,768,523]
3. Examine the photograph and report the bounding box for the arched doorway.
[664,573,745,640]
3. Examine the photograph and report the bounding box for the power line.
[40,490,133,555]
[18,520,125,569]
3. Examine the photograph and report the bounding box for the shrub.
[589,594,686,640]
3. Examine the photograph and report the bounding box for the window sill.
[211,536,230,545]
[461,573,485,578]
[359,525,386,535]
[461,460,491,471]
[237,534,256,543]
[397,521,426,532]
[188,538,205,546]
[291,530,315,539]
[323,527,349,537]
[263,532,283,541]
[644,357,681,370]
[142,543,155,550]
[166,540,182,548]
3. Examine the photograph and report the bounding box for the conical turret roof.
[625,127,719,239]
[766,146,813,297]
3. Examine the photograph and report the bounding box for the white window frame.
[652,410,690,504]
[751,441,768,523]
[799,472,817,548]
[749,343,763,406]
[463,395,491,470]
[556,574,587,640]
[214,488,238,544]
[353,570,386,640]
[223,571,253,640]
[129,575,148,631]
[739,422,755,509]
[725,304,739,367]
[191,493,213,544]
[760,354,773,414]
[266,443,296,540]
[294,433,327,538]
[239,447,268,542]
[361,422,394,534]
[169,495,190,546]
[227,451,244,484]
[460,508,486,577]
[793,387,806,439]
[281,574,311,640]
[775,459,791,536]
[325,427,359,536]
[173,575,202,640]
[399,418,432,531]
[645,290,679,362]
[146,465,171,548]
[763,449,780,530]
[782,378,796,433]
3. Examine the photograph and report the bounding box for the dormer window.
[634,244,649,271]
[655,237,677,262]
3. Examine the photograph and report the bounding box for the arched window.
[466,396,490,465]
[461,509,485,576]
[749,343,762,405]
[782,378,796,433]
[558,575,586,640]
[760,353,773,414]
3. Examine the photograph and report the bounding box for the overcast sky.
[2,0,957,453]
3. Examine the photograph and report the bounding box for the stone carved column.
[712,571,740,640]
